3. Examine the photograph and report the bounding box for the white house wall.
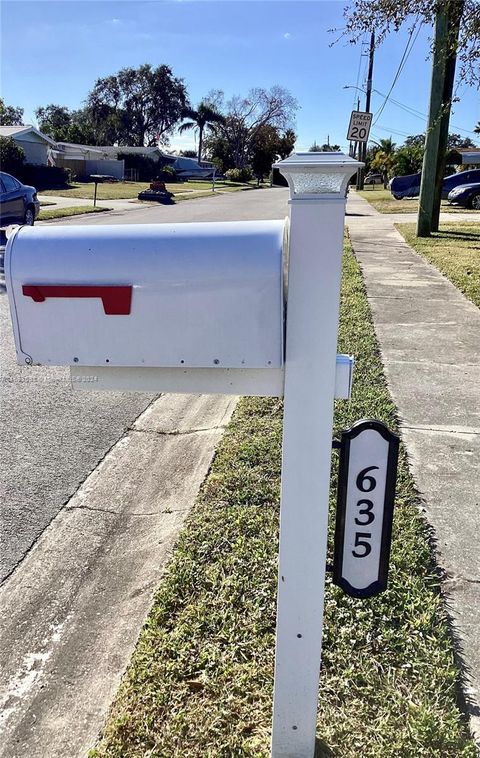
[14,134,48,165]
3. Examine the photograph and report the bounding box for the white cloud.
[283,32,292,39]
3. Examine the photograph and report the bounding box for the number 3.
[355,499,374,526]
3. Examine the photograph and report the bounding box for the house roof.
[0,124,56,146]
[447,148,480,165]
[55,143,107,158]
[56,143,172,158]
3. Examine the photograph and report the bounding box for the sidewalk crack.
[131,425,226,437]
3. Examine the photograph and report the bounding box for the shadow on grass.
[315,737,335,757]
[433,230,480,242]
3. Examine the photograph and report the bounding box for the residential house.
[0,125,56,165]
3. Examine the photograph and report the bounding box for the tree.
[338,0,480,87]
[178,101,225,162]
[0,136,25,173]
[250,124,281,183]
[36,105,71,141]
[205,86,298,169]
[392,144,424,175]
[86,64,188,146]
[179,149,198,158]
[0,98,24,126]
[36,103,102,144]
[309,140,340,152]
[337,0,479,235]
[277,129,296,159]
[404,134,426,149]
[370,138,396,186]
[447,132,476,149]
[403,132,474,151]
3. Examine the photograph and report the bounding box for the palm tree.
[178,102,225,163]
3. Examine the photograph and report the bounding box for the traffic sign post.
[347,110,373,143]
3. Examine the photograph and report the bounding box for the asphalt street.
[0,187,289,583]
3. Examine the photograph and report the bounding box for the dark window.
[2,174,20,192]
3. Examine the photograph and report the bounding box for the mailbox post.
[271,153,362,758]
[5,151,362,758]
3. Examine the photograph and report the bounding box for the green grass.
[39,179,253,201]
[88,241,475,758]
[396,222,480,308]
[38,205,112,220]
[357,188,475,215]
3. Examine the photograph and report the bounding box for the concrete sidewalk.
[346,193,480,745]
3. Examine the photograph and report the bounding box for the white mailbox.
[5,220,285,369]
[4,152,364,758]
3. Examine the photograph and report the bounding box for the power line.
[352,35,365,111]
[373,91,478,135]
[372,20,423,126]
[374,124,412,138]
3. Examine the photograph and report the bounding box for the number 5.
[352,532,371,558]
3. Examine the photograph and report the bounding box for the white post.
[271,153,362,757]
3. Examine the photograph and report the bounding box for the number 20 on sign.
[333,419,399,598]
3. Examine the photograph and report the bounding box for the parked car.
[389,168,480,200]
[364,173,383,185]
[447,182,480,210]
[0,172,40,226]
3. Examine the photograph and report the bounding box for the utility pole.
[417,1,464,237]
[356,31,375,190]
[431,0,464,232]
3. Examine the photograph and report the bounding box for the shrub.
[159,164,177,181]
[17,164,70,190]
[117,153,177,182]
[225,167,253,183]
[0,136,25,175]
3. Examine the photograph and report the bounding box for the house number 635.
[352,466,379,558]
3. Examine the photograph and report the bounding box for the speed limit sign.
[347,110,373,142]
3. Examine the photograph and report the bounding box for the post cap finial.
[274,151,364,198]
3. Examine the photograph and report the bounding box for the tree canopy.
[309,141,340,152]
[0,136,25,173]
[338,0,480,87]
[204,86,298,169]
[178,101,225,162]
[86,64,188,146]
[35,104,96,144]
[0,98,24,126]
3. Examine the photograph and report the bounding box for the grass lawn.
[39,180,254,201]
[88,239,475,758]
[396,222,480,308]
[38,206,112,221]
[357,188,475,215]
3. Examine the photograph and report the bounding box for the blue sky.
[1,0,479,152]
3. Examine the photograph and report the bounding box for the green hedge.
[18,164,70,190]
